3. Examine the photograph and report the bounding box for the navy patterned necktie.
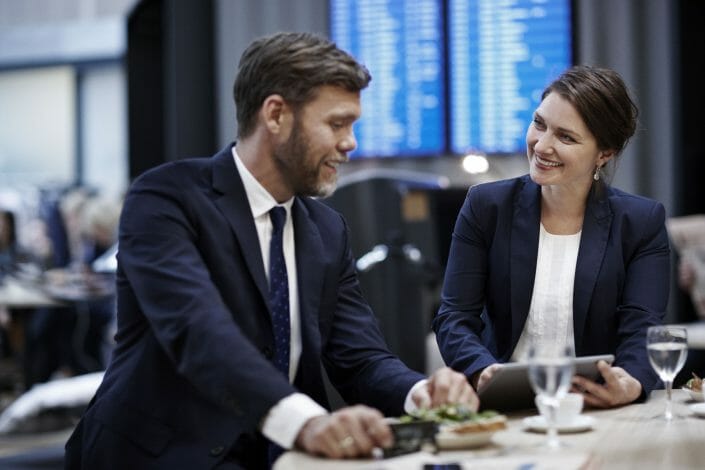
[268,206,290,379]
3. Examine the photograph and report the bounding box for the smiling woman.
[527,92,608,210]
[434,65,670,412]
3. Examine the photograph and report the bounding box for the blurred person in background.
[668,214,705,385]
[0,208,37,361]
[23,191,120,389]
[78,196,121,267]
[0,210,20,280]
[75,196,121,369]
[1,209,20,361]
[669,214,705,320]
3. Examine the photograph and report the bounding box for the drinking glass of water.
[646,325,688,420]
[527,341,575,449]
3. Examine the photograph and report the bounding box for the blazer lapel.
[509,178,541,353]
[291,199,326,397]
[292,199,324,347]
[573,183,612,352]
[211,147,269,304]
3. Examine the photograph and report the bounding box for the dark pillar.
[677,0,705,217]
[127,0,215,181]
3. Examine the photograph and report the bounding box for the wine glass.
[646,325,688,420]
[527,341,575,450]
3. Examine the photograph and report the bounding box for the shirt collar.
[232,146,294,218]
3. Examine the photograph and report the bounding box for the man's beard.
[272,120,338,198]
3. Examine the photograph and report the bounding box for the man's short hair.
[233,32,371,138]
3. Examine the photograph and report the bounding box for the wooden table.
[274,390,705,469]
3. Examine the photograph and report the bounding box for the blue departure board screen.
[330,0,446,158]
[448,0,572,154]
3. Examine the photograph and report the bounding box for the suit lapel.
[291,199,326,396]
[573,183,612,352]
[509,178,541,351]
[292,199,324,347]
[211,147,269,304]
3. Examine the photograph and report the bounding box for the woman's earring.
[593,166,601,181]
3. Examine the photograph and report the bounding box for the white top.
[512,223,581,361]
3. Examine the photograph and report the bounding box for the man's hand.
[571,360,642,408]
[412,367,479,411]
[294,405,392,459]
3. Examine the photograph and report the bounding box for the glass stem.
[665,380,673,420]
[546,402,560,448]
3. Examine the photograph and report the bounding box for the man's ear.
[261,94,292,135]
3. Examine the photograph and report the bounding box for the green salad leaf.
[399,404,499,424]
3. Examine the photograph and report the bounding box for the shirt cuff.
[260,393,328,449]
[403,378,429,413]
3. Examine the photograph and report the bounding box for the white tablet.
[477,354,614,412]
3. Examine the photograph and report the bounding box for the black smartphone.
[423,464,462,470]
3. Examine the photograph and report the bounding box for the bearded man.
[65,32,477,470]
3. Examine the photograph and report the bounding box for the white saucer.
[522,415,595,433]
[689,403,705,417]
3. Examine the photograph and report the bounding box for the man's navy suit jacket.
[65,145,423,468]
[433,175,670,398]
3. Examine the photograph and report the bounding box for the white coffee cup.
[535,392,584,426]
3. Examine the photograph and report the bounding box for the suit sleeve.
[321,215,424,416]
[614,201,670,398]
[432,187,498,380]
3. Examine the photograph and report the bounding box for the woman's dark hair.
[233,32,371,138]
[542,65,639,156]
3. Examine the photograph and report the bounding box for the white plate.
[683,387,705,402]
[435,429,495,449]
[689,403,705,417]
[522,415,595,433]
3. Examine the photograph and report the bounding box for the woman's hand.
[678,258,696,292]
[474,363,502,391]
[571,360,642,408]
